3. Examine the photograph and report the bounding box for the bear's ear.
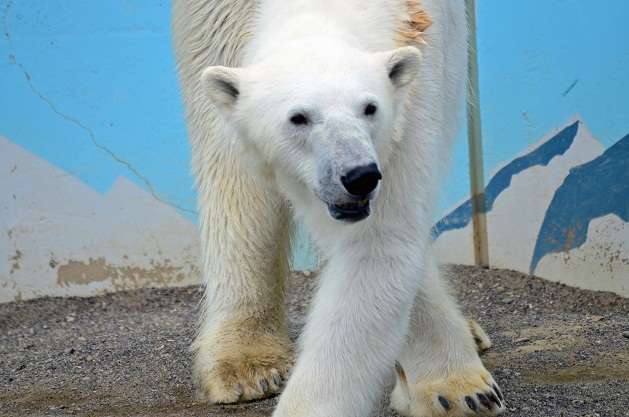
[380,46,422,88]
[201,66,242,112]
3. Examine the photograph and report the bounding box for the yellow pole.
[466,0,489,267]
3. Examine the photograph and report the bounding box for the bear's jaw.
[327,199,371,223]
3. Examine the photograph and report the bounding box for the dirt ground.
[1,265,628,417]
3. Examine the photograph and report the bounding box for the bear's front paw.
[391,363,505,416]
[192,335,293,404]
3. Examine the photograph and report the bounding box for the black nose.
[341,163,382,196]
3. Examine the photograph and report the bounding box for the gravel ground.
[1,265,628,417]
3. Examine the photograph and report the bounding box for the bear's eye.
[364,103,377,116]
[290,113,308,126]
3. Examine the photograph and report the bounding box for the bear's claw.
[271,373,282,387]
[260,379,269,393]
[464,395,479,412]
[476,393,492,410]
[487,390,502,408]
[438,395,451,410]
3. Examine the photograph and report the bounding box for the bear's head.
[201,39,421,223]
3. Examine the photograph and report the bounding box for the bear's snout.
[341,163,382,197]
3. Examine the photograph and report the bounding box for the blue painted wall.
[0,1,194,218]
[476,0,628,165]
[442,0,629,212]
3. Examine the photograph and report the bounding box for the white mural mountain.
[1,135,201,302]
[433,118,628,297]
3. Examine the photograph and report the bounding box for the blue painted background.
[0,1,194,218]
[442,0,629,213]
[1,0,628,271]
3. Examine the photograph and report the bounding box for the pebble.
[302,270,311,277]
[476,283,484,289]
[622,331,629,339]
[495,286,505,293]
[66,316,76,323]
[515,337,530,343]
[498,368,522,377]
[500,297,514,304]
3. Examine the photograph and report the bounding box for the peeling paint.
[10,249,22,272]
[57,257,187,292]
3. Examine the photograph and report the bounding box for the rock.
[496,286,505,293]
[622,331,629,339]
[515,337,530,343]
[500,297,514,304]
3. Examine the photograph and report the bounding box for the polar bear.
[172,0,505,416]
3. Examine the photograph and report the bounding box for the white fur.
[172,0,505,416]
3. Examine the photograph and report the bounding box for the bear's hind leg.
[391,258,505,416]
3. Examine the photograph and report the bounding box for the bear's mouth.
[327,199,371,222]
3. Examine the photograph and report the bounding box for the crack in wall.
[2,2,196,216]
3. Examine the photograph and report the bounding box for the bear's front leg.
[390,258,505,416]
[273,231,423,417]
[191,155,294,404]
[171,0,295,403]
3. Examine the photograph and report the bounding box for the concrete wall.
[1,0,627,302]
